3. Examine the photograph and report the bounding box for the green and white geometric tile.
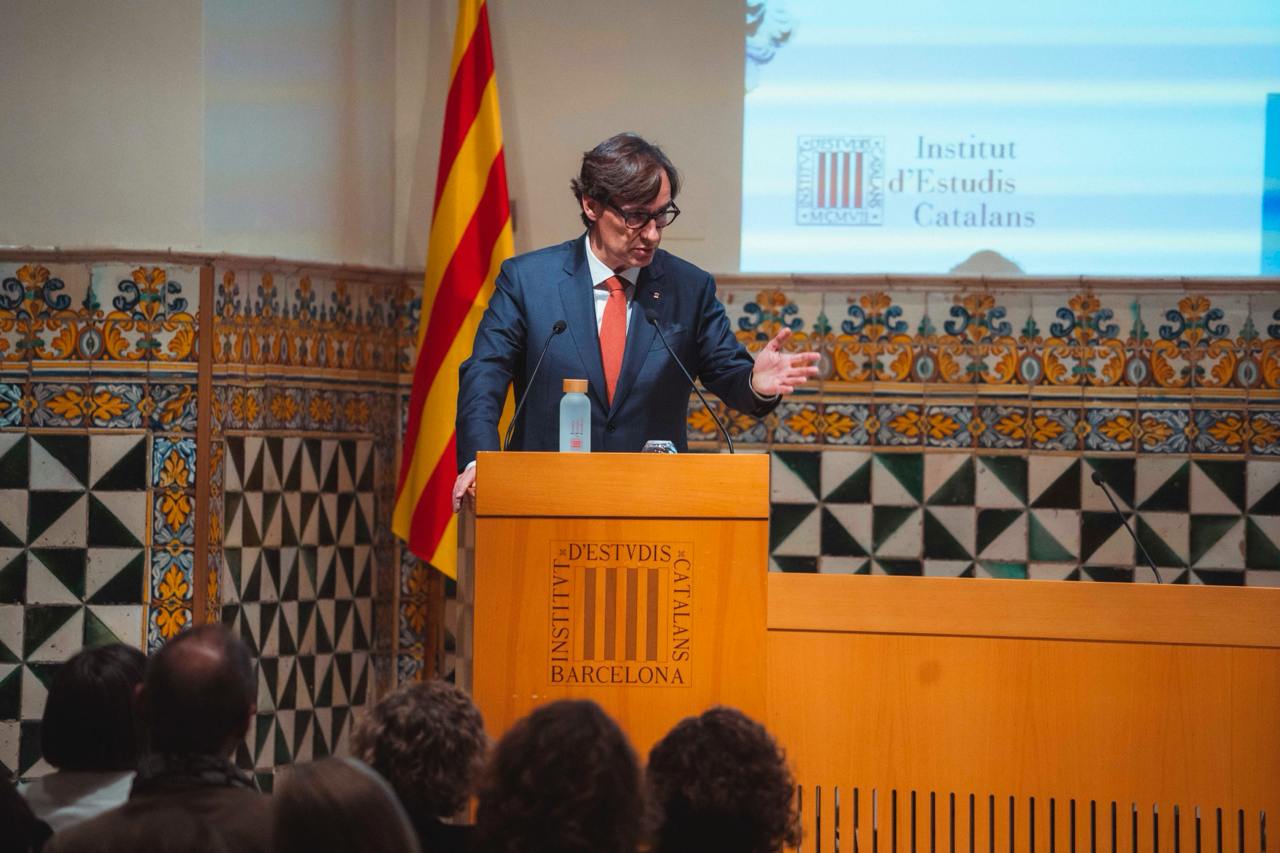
[222,435,374,781]
[976,560,1029,579]
[923,507,974,561]
[1135,458,1190,512]
[1190,460,1246,515]
[1187,568,1245,585]
[1082,457,1135,511]
[1135,511,1190,568]
[1245,515,1280,569]
[765,449,1280,584]
[770,451,820,504]
[818,556,871,574]
[1189,515,1246,570]
[872,505,922,558]
[870,558,923,576]
[921,559,974,577]
[1027,508,1079,562]
[0,430,149,779]
[1029,456,1081,509]
[1028,561,1079,581]
[1248,461,1280,515]
[769,554,819,573]
[821,451,871,503]
[975,456,1027,508]
[872,453,923,507]
[1079,510,1134,566]
[1080,565,1135,583]
[768,499,819,558]
[925,454,974,506]
[976,509,1027,562]
[819,504,871,561]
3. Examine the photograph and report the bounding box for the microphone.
[644,308,734,454]
[1091,470,1161,583]
[503,320,567,451]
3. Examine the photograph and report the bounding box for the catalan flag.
[393,0,513,579]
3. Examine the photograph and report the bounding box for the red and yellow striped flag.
[393,0,513,579]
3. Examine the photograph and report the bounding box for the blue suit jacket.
[456,237,776,468]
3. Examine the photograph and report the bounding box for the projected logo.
[796,136,884,225]
[548,541,692,688]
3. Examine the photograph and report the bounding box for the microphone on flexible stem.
[1091,470,1162,584]
[502,319,567,451]
[644,308,734,454]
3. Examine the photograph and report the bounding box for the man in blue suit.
[452,133,818,509]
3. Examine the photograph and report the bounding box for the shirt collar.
[583,234,640,289]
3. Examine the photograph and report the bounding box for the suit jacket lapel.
[559,239,608,409]
[608,254,664,416]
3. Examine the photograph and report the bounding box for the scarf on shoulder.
[131,753,257,797]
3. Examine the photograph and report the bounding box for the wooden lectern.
[471,451,768,756]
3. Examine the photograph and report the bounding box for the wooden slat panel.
[475,451,769,518]
[768,574,1280,649]
[768,629,1280,815]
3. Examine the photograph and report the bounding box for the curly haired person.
[473,700,642,853]
[646,707,800,853]
[352,680,487,853]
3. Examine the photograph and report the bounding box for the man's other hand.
[452,466,477,512]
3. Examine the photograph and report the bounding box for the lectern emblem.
[548,541,692,688]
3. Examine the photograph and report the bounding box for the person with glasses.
[453,132,819,509]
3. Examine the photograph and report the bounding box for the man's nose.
[641,217,662,241]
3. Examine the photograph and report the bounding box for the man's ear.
[582,195,602,224]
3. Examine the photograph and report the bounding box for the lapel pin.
[652,291,661,300]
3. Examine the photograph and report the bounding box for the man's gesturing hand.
[750,328,821,397]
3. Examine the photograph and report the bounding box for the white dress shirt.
[583,234,639,332]
[19,770,134,831]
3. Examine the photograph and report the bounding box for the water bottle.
[559,378,590,452]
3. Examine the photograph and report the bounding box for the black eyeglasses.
[604,200,681,230]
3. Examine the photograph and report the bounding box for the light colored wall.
[0,0,745,272]
[204,0,397,266]
[485,0,744,273]
[390,0,746,272]
[0,0,206,251]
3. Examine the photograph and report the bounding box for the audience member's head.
[351,679,487,823]
[141,624,256,757]
[41,643,146,773]
[646,706,800,853]
[474,699,642,853]
[1,779,52,853]
[273,757,421,853]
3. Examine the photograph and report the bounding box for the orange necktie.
[600,275,627,404]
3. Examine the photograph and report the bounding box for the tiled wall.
[706,280,1280,583]
[0,261,200,779]
[210,264,424,789]
[3,257,1278,784]
[0,254,430,786]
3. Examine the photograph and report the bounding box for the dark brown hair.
[570,133,681,227]
[351,679,487,821]
[41,643,146,772]
[274,758,421,853]
[143,624,256,755]
[646,706,800,853]
[474,700,642,853]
